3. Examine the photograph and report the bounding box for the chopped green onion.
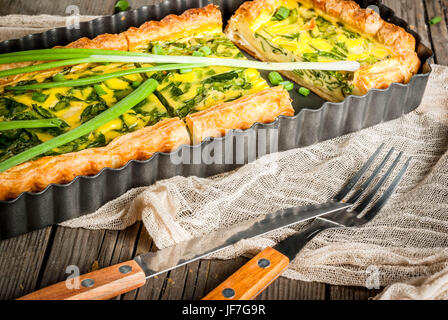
[274,7,290,21]
[0,118,65,131]
[198,46,212,56]
[192,51,204,57]
[131,80,142,88]
[115,0,129,12]
[429,16,442,25]
[0,78,158,173]
[179,68,193,74]
[94,84,107,96]
[32,92,48,102]
[52,73,66,82]
[152,45,165,55]
[298,87,310,96]
[6,64,203,90]
[268,71,283,85]
[279,81,294,91]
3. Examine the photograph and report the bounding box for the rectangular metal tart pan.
[0,0,433,239]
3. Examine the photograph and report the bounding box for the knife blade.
[134,201,351,278]
[19,201,351,300]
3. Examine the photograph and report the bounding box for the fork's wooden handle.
[18,260,146,300]
[203,247,290,300]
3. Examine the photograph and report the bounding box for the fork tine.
[353,151,403,214]
[360,157,412,222]
[332,143,384,202]
[346,147,394,204]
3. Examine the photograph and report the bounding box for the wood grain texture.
[36,222,142,300]
[424,0,448,65]
[0,0,164,15]
[257,277,326,300]
[19,260,146,300]
[329,284,381,300]
[0,0,114,15]
[0,0,446,301]
[203,247,290,300]
[382,0,432,50]
[38,227,106,289]
[0,227,52,299]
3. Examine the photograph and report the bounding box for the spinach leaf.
[0,131,41,162]
[32,105,54,119]
[113,88,133,101]
[203,70,239,84]
[80,103,108,123]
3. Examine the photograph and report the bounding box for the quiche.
[226,0,421,101]
[0,5,294,200]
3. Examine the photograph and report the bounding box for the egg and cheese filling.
[144,33,269,117]
[0,34,269,163]
[250,0,394,98]
[0,62,168,162]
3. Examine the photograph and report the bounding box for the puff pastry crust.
[225,0,420,101]
[124,4,222,51]
[0,117,190,200]
[186,86,294,144]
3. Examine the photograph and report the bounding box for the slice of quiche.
[124,9,269,118]
[226,0,421,101]
[0,62,170,158]
[0,5,294,200]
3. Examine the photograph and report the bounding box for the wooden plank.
[425,0,448,65]
[158,264,196,300]
[0,0,115,15]
[37,223,142,299]
[202,258,249,299]
[257,278,326,300]
[329,285,381,300]
[179,260,203,299]
[121,227,153,300]
[0,228,52,299]
[123,228,168,300]
[382,0,433,50]
[0,0,165,15]
[189,260,212,300]
[38,227,108,288]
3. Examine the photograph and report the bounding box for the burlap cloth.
[2,15,448,300]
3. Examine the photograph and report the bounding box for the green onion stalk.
[0,118,66,131]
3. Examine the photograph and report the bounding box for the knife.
[19,201,351,300]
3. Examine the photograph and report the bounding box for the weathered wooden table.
[0,0,446,300]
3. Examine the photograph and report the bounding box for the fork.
[203,143,412,300]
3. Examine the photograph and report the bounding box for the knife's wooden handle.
[203,247,290,300]
[18,260,146,300]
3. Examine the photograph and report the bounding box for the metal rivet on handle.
[81,279,95,288]
[222,288,235,299]
[119,265,132,274]
[258,258,271,268]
